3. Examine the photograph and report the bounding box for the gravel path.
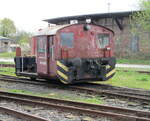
[116,64,150,69]
[0,58,14,63]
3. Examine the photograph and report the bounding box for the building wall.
[138,32,150,54]
[0,40,11,52]
[94,17,128,56]
[93,17,150,57]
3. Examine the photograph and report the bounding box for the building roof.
[44,11,138,24]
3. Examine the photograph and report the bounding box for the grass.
[0,61,14,64]
[101,70,150,90]
[0,67,15,76]
[0,52,15,58]
[117,58,150,65]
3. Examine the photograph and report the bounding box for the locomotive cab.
[15,24,116,84]
[56,24,116,84]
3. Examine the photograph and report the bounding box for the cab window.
[60,32,74,47]
[97,34,109,48]
[37,36,46,53]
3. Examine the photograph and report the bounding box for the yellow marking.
[57,61,68,71]
[87,81,102,84]
[106,65,111,69]
[57,70,68,80]
[106,69,116,78]
[60,79,68,84]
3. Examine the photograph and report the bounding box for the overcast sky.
[0,0,139,32]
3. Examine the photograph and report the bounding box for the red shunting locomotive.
[15,24,116,84]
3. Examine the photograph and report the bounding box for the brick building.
[44,11,150,57]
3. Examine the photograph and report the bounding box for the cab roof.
[34,24,114,36]
[34,24,70,36]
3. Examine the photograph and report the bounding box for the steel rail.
[0,74,46,83]
[0,74,150,103]
[0,76,46,85]
[2,74,150,97]
[0,91,150,121]
[1,73,150,94]
[85,82,150,96]
[0,106,48,121]
[0,64,15,68]
[70,86,150,102]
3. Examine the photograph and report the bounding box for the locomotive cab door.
[48,36,56,77]
[37,36,49,75]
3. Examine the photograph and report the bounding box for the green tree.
[130,0,150,60]
[15,30,32,45]
[0,18,16,37]
[131,0,150,32]
[13,30,32,53]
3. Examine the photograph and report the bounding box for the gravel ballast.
[0,78,150,120]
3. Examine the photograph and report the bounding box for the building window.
[60,32,74,48]
[37,36,46,53]
[4,42,8,45]
[97,34,109,48]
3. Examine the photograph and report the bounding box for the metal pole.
[22,56,23,72]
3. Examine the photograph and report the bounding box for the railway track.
[0,106,48,121]
[0,74,47,84]
[72,83,150,97]
[0,64,15,68]
[71,86,150,103]
[0,74,150,103]
[1,91,150,121]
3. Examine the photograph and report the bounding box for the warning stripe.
[57,74,69,84]
[60,79,68,84]
[106,69,116,78]
[57,70,68,80]
[57,61,68,71]
[106,65,111,69]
